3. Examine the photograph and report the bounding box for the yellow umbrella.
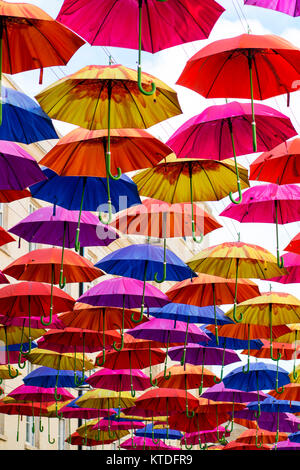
[25,348,94,371]
[0,365,19,384]
[35,64,182,229]
[133,156,249,203]
[187,241,287,323]
[225,292,300,375]
[76,389,135,410]
[76,418,129,446]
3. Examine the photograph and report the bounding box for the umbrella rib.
[90,0,120,46]
[201,164,219,200]
[144,0,155,53]
[204,51,236,98]
[58,139,87,175]
[171,162,186,203]
[42,79,87,115]
[252,54,263,101]
[121,81,147,128]
[3,21,13,75]
[176,0,215,36]
[89,80,106,130]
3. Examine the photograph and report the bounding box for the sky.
[6,0,300,307]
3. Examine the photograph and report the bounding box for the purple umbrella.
[9,205,119,289]
[234,409,300,436]
[166,101,297,204]
[0,140,47,190]
[244,0,300,16]
[272,440,300,450]
[126,318,210,382]
[220,183,300,268]
[77,277,170,369]
[168,344,241,367]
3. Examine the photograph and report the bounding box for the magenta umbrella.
[0,314,64,329]
[9,206,118,289]
[92,417,145,432]
[219,183,300,268]
[267,252,300,284]
[166,102,297,204]
[77,276,170,355]
[86,368,151,392]
[0,140,47,190]
[57,0,224,95]
[120,435,181,450]
[182,426,230,447]
[244,0,300,16]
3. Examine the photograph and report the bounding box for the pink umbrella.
[120,436,181,450]
[244,0,300,16]
[7,384,74,403]
[86,368,151,392]
[57,0,224,95]
[181,426,230,447]
[92,417,145,432]
[267,252,300,284]
[219,183,300,268]
[166,102,296,204]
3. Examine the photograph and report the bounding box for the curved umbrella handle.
[189,164,204,243]
[48,418,55,445]
[149,344,158,387]
[183,435,193,450]
[228,120,243,205]
[255,427,263,449]
[242,324,251,374]
[59,222,67,289]
[106,151,122,181]
[113,299,125,352]
[154,256,167,283]
[41,265,55,327]
[138,65,156,96]
[163,330,171,380]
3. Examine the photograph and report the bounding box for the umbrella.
[167,101,296,202]
[223,441,270,450]
[272,440,300,450]
[0,189,31,203]
[176,33,300,151]
[220,183,300,267]
[126,317,210,378]
[39,127,173,178]
[0,226,14,247]
[250,137,300,185]
[222,362,291,419]
[236,428,288,446]
[56,0,224,94]
[187,241,287,322]
[9,205,118,288]
[2,248,103,325]
[86,368,151,393]
[0,140,47,191]
[112,197,222,252]
[287,431,300,443]
[244,0,300,16]
[182,427,230,448]
[35,63,182,223]
[0,86,58,142]
[95,243,197,287]
[135,423,183,442]
[29,168,141,249]
[166,273,260,344]
[120,436,180,450]
[269,383,300,401]
[0,0,84,122]
[76,418,129,444]
[23,366,87,389]
[168,344,241,369]
[77,276,170,351]
[267,252,300,284]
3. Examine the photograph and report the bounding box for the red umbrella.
[0,226,14,247]
[0,189,31,203]
[177,33,300,151]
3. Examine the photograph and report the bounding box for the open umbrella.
[86,368,151,393]
[167,101,296,202]
[176,33,300,151]
[244,0,300,16]
[57,0,224,95]
[29,168,141,250]
[35,64,182,224]
[9,206,118,289]
[0,189,31,203]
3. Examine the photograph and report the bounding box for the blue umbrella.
[23,365,86,388]
[135,423,183,441]
[29,168,141,251]
[148,302,234,325]
[0,86,58,143]
[223,362,291,418]
[287,431,300,443]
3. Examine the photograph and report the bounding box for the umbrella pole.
[255,425,262,449]
[149,343,158,387]
[275,349,284,395]
[17,318,27,369]
[55,356,62,403]
[180,317,190,367]
[242,324,251,374]
[247,53,257,152]
[214,338,226,384]
[254,372,261,420]
[31,401,35,435]
[129,350,136,398]
[163,330,171,380]
[39,402,44,433]
[74,338,85,387]
[228,119,242,204]
[131,260,148,323]
[293,330,298,380]
[188,162,203,244]
[233,259,243,323]
[197,414,207,450]
[59,221,67,289]
[151,415,159,444]
[154,212,168,283]
[216,405,226,444]
[96,309,106,366]
[41,264,55,326]
[185,374,195,419]
[75,177,87,252]
[21,297,33,357]
[99,83,121,225]
[4,326,18,378]
[269,303,282,363]
[275,200,284,268]
[198,347,206,396]
[212,284,219,346]
[113,295,125,351]
[17,414,20,442]
[137,0,156,96]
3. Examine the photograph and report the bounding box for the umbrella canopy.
[168,344,241,368]
[0,86,58,143]
[135,423,183,441]
[0,140,47,191]
[244,0,300,16]
[201,382,269,403]
[39,127,173,178]
[0,227,14,247]
[120,436,180,450]
[236,428,288,445]
[267,252,300,284]
[25,348,95,372]
[133,156,249,203]
[76,389,136,410]
[7,384,74,403]
[86,368,151,392]
[250,137,300,185]
[23,366,87,388]
[182,427,230,446]
[0,189,31,203]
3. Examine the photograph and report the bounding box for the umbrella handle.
[233,260,243,323]
[149,344,158,387]
[74,345,86,387]
[163,330,171,380]
[95,353,105,367]
[212,284,219,346]
[213,339,226,384]
[16,414,20,442]
[17,321,28,367]
[242,324,251,374]
[255,427,262,449]
[151,416,160,444]
[41,265,55,326]
[137,0,157,96]
[137,65,156,96]
[59,224,67,289]
[189,163,204,243]
[39,416,44,433]
[248,54,257,153]
[185,376,195,419]
[48,418,55,445]
[75,177,87,251]
[228,121,243,205]
[106,151,122,181]
[4,327,19,379]
[183,435,193,450]
[132,262,148,323]
[113,297,125,351]
[275,200,284,268]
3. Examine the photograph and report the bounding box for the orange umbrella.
[269,383,300,401]
[236,428,288,446]
[0,0,84,122]
[222,441,270,450]
[166,273,260,343]
[39,127,172,178]
[3,248,103,326]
